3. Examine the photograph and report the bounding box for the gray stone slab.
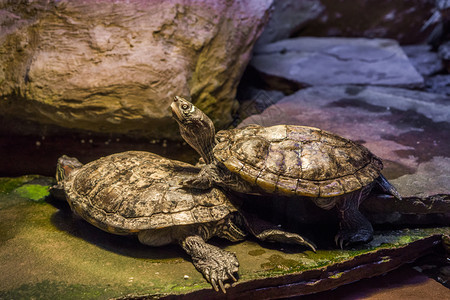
[239,85,449,197]
[251,38,424,90]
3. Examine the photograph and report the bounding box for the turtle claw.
[334,229,373,249]
[334,234,347,250]
[210,276,219,292]
[218,280,226,294]
[227,270,237,282]
[255,229,317,252]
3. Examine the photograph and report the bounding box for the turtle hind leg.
[180,235,239,293]
[376,174,402,200]
[240,211,317,252]
[335,189,373,249]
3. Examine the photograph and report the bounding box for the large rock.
[253,0,324,48]
[0,0,273,139]
[251,38,424,92]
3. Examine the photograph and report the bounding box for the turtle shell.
[64,151,236,235]
[214,125,383,198]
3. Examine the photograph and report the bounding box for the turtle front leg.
[182,165,215,189]
[335,189,373,249]
[183,164,255,194]
[180,235,239,293]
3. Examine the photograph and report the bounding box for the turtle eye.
[181,104,189,110]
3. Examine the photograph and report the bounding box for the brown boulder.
[0,0,272,138]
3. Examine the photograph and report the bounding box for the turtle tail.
[376,174,402,200]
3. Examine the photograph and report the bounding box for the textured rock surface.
[425,74,450,95]
[439,41,450,71]
[253,0,324,48]
[0,0,272,138]
[402,44,444,76]
[239,85,449,197]
[251,38,424,91]
[296,0,437,45]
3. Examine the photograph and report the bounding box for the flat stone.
[239,85,450,198]
[251,38,424,91]
[402,44,444,76]
[0,176,447,298]
[0,0,272,139]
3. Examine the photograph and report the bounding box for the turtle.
[52,151,315,293]
[170,96,403,248]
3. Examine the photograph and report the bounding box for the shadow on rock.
[49,199,186,261]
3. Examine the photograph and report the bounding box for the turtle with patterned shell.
[52,151,315,293]
[170,96,403,248]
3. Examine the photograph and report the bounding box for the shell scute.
[276,175,299,195]
[318,179,344,197]
[295,179,320,197]
[258,125,288,142]
[287,126,322,142]
[233,136,269,170]
[255,169,278,193]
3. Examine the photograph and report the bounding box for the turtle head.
[170,96,216,164]
[56,155,83,183]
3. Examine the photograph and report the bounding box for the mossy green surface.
[13,184,50,202]
[0,175,448,299]
[0,175,40,194]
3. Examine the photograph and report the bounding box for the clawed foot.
[257,229,317,252]
[334,229,373,249]
[180,176,212,190]
[192,249,239,293]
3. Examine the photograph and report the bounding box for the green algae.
[261,254,299,271]
[0,280,111,300]
[0,175,40,194]
[248,249,266,256]
[13,184,50,202]
[249,227,450,279]
[328,271,345,279]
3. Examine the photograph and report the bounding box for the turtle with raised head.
[52,151,315,293]
[170,96,402,248]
